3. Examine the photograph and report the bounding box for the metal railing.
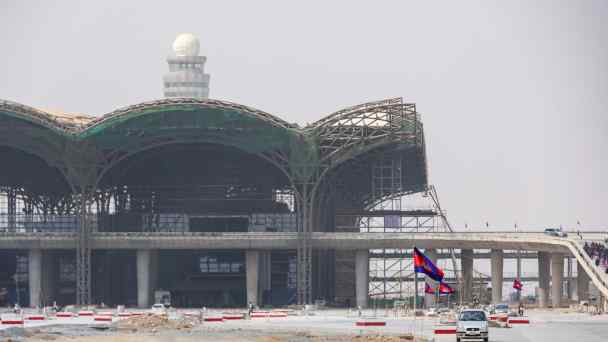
[0,213,78,233]
[0,212,298,234]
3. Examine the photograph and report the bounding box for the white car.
[150,303,167,315]
[493,303,509,315]
[544,228,568,238]
[425,307,438,317]
[456,309,489,342]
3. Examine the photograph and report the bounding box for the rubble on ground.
[114,313,195,331]
[311,335,431,342]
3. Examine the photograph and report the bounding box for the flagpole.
[413,247,418,312]
[435,285,439,310]
[413,246,417,337]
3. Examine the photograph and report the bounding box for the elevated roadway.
[0,231,604,251]
[1,231,606,298]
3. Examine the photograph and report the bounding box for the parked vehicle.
[150,303,167,315]
[544,228,568,238]
[493,303,509,315]
[456,309,489,342]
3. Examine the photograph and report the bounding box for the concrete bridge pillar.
[425,249,437,308]
[551,253,564,308]
[137,250,152,308]
[355,250,369,309]
[28,249,42,308]
[577,261,590,301]
[490,249,503,304]
[246,250,259,306]
[461,249,474,303]
[538,251,551,308]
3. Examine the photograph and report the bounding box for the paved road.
[211,310,608,342]
[435,321,608,342]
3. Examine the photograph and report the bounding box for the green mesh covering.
[80,105,300,154]
[0,98,426,190]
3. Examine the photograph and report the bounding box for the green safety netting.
[0,98,425,181]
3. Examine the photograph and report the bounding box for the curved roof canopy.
[0,97,424,171]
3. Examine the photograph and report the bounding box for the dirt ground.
[23,334,428,342]
[14,314,431,342]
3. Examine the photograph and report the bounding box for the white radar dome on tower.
[172,33,200,57]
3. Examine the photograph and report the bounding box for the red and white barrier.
[94,315,113,322]
[272,309,292,315]
[508,317,530,324]
[56,312,75,318]
[495,315,508,322]
[203,316,224,322]
[1,314,24,325]
[269,312,288,318]
[356,319,386,327]
[250,311,269,318]
[25,314,46,321]
[223,314,244,320]
[433,326,457,334]
[251,311,288,319]
[118,312,133,318]
[77,310,94,317]
[98,311,114,316]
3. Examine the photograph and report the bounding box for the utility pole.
[13,274,20,306]
[515,222,521,302]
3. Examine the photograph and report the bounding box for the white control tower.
[163,33,210,99]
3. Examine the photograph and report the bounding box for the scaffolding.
[366,155,453,301]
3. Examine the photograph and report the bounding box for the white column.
[246,251,259,306]
[490,249,503,304]
[137,250,151,308]
[425,249,437,308]
[461,249,474,303]
[538,252,550,308]
[355,250,369,309]
[577,261,590,301]
[29,249,42,308]
[551,253,564,308]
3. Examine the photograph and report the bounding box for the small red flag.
[513,279,523,291]
[439,282,455,294]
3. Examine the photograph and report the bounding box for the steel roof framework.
[0,97,427,305]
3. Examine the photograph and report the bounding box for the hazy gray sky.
[1,0,606,229]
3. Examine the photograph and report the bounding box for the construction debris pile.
[114,314,195,331]
[305,335,430,342]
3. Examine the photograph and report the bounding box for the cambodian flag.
[413,247,444,282]
[424,283,435,294]
[513,279,523,291]
[439,282,454,295]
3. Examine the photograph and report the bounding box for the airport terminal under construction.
[1,34,607,312]
[0,95,436,308]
